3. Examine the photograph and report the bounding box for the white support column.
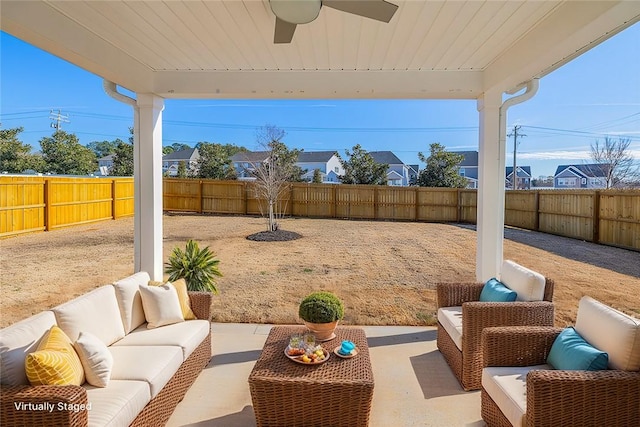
[135,94,164,281]
[476,90,504,281]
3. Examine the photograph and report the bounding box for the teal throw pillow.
[479,278,517,302]
[547,327,608,370]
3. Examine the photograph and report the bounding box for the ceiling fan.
[269,0,399,44]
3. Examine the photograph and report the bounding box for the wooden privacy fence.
[0,176,134,238]
[2,177,639,251]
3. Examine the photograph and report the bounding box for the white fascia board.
[484,1,640,94]
[1,1,154,93]
[152,70,483,100]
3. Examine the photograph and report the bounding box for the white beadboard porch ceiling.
[2,0,639,99]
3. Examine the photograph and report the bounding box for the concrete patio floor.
[167,323,485,427]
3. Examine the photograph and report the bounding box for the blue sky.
[1,23,639,178]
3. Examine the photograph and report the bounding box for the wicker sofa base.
[437,322,477,390]
[130,332,211,427]
[481,388,513,427]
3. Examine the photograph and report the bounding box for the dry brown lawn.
[1,214,639,328]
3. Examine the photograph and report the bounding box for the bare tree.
[589,137,638,188]
[247,125,302,232]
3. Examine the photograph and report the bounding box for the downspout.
[103,80,142,272]
[499,79,540,169]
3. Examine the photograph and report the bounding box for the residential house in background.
[453,151,479,189]
[231,151,269,179]
[98,154,114,175]
[407,164,420,185]
[163,147,199,177]
[506,166,532,190]
[553,164,608,189]
[454,151,533,189]
[369,151,412,186]
[297,151,343,183]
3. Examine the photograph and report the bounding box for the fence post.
[373,186,378,220]
[44,179,52,231]
[456,188,461,222]
[533,191,540,231]
[415,187,420,221]
[332,185,337,218]
[592,190,600,244]
[198,180,203,214]
[112,180,118,220]
[244,182,248,215]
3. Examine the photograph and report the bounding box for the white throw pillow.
[74,331,113,387]
[139,284,185,329]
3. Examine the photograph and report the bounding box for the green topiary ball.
[298,291,344,324]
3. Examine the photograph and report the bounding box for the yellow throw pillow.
[25,325,85,386]
[149,279,196,320]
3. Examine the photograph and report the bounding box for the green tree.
[312,168,323,183]
[0,127,46,173]
[40,130,96,175]
[110,141,134,176]
[87,139,121,158]
[416,143,467,188]
[338,144,388,185]
[177,160,187,178]
[196,142,238,180]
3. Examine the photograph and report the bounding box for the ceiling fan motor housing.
[270,0,322,24]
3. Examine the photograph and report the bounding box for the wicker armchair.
[481,326,640,427]
[436,262,554,391]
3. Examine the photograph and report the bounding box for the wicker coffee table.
[248,326,374,427]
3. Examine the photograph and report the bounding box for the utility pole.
[507,125,526,190]
[49,109,70,131]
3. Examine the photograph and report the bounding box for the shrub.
[298,291,344,323]
[165,240,222,293]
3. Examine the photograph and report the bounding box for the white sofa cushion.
[139,284,184,329]
[482,364,551,427]
[437,306,463,351]
[108,345,183,398]
[575,296,640,371]
[84,380,150,427]
[111,319,210,360]
[74,331,114,388]
[0,311,57,385]
[53,286,125,345]
[500,260,546,302]
[113,272,150,334]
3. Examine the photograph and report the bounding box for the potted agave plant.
[298,291,344,341]
[165,239,222,293]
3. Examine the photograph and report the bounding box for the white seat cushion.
[0,311,57,385]
[84,380,150,427]
[437,306,463,351]
[482,364,551,427]
[112,272,150,334]
[500,260,546,302]
[111,320,210,360]
[575,296,640,371]
[53,286,125,345]
[108,346,183,398]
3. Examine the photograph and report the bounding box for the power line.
[507,125,526,190]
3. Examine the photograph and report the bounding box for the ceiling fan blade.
[274,17,297,43]
[322,0,398,23]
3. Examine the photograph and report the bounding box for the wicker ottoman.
[248,326,374,427]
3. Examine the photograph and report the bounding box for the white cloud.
[518,148,640,160]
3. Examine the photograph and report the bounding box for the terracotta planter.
[303,320,339,341]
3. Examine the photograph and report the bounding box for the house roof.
[506,166,532,177]
[98,154,114,161]
[452,151,479,167]
[408,165,420,173]
[231,151,270,163]
[163,147,198,161]
[370,151,403,165]
[297,151,337,163]
[554,164,609,178]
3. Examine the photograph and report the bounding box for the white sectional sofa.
[0,272,212,427]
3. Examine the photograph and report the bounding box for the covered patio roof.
[2,0,639,280]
